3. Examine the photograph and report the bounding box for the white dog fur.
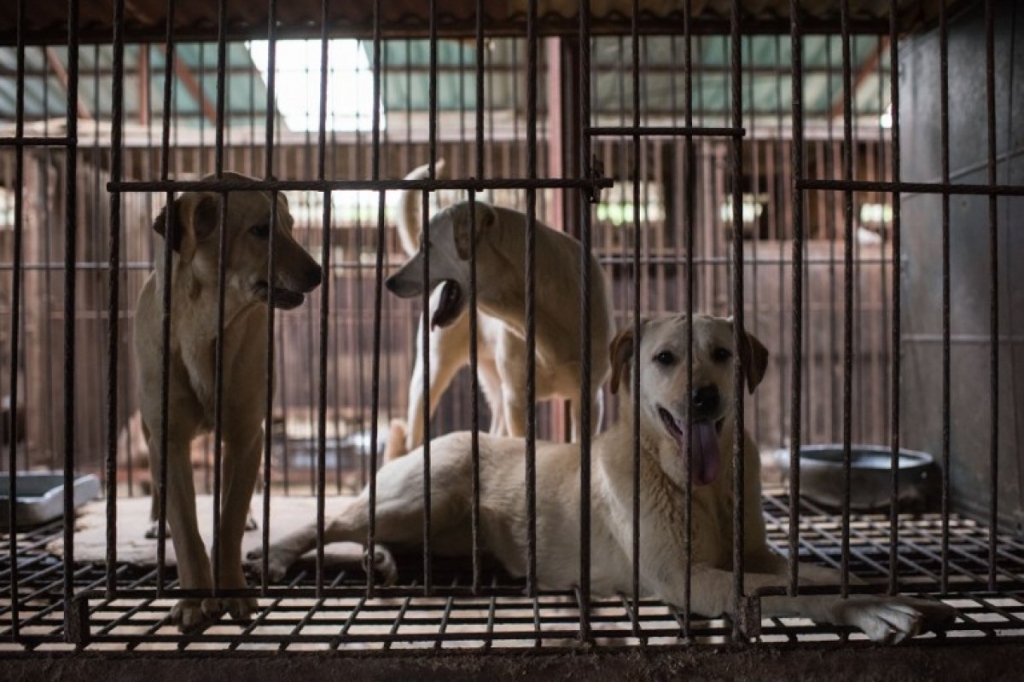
[134,174,321,631]
[249,313,955,643]
[386,160,614,457]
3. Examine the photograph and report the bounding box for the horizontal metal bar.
[585,125,745,138]
[799,178,1024,196]
[108,177,615,193]
[0,136,75,147]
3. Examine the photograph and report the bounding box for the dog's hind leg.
[249,442,472,583]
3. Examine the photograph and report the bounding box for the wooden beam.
[44,47,92,121]
[829,37,887,121]
[164,45,217,126]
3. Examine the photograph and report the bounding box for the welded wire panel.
[4,496,1023,650]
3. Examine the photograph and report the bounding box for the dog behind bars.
[134,174,322,632]
[384,160,614,458]
[251,313,955,643]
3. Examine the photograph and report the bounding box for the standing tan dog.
[250,313,955,643]
[134,174,321,632]
[386,160,614,456]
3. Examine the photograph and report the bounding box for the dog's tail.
[396,159,446,257]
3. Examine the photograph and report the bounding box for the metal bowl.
[774,444,941,513]
[0,472,100,530]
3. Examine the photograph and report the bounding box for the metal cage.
[1,0,1023,675]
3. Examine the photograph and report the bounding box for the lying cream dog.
[251,313,955,643]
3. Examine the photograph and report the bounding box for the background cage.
[1,0,1023,675]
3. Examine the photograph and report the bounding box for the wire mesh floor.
[3,491,1024,652]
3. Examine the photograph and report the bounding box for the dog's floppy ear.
[454,202,495,260]
[740,330,769,394]
[153,192,219,264]
[609,326,636,395]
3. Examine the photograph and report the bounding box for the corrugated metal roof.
[0,34,890,133]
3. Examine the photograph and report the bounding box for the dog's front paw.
[222,596,258,623]
[832,596,956,644]
[171,598,226,633]
[246,546,292,583]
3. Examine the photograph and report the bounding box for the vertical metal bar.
[62,0,81,640]
[155,0,177,595]
[839,0,854,599]
[315,1,331,598]
[728,0,746,641]
[209,0,229,597]
[887,0,902,597]
[418,0,440,598]
[260,0,279,595]
[578,0,593,642]
[629,0,642,616]
[788,0,804,597]
[8,0,26,640]
[682,0,695,640]
[471,0,485,597]
[106,0,126,600]
[938,0,951,596]
[985,0,999,592]
[366,0,383,599]
[525,0,539,597]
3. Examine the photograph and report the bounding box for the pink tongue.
[689,421,720,486]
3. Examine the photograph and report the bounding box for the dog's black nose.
[384,275,398,293]
[691,385,720,418]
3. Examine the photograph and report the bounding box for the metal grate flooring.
[2,491,1024,652]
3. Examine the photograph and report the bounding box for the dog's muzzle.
[429,280,464,330]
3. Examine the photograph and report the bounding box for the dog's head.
[153,172,322,309]
[608,313,768,487]
[384,201,497,329]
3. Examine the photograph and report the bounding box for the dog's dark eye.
[654,350,677,367]
[712,347,732,363]
[249,223,270,239]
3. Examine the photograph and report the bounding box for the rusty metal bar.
[728,0,745,641]
[839,0,854,600]
[985,0,999,593]
[938,0,951,597]
[629,0,642,617]
[578,0,593,642]
[787,0,804,597]
[314,0,331,597]
[797,178,1024,196]
[7,0,27,641]
[108,178,613,192]
[61,0,81,641]
[105,0,126,601]
[154,0,178,597]
[887,0,902,597]
[682,0,696,640]
[525,0,539,596]
[365,0,383,598]
[260,0,279,595]
[470,0,485,596]
[208,0,230,598]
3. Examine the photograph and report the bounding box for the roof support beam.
[45,47,92,120]
[829,37,887,121]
